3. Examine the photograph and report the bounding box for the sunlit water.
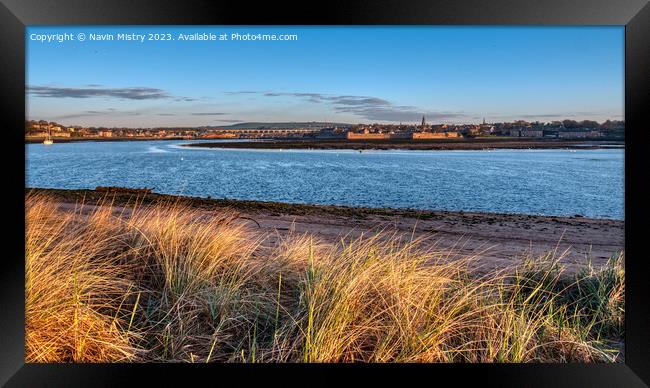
[26,140,624,219]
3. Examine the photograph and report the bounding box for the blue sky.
[26,26,624,127]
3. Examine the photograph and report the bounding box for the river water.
[26,140,624,219]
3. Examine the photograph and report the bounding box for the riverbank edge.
[25,187,622,225]
[181,139,625,151]
[25,137,191,144]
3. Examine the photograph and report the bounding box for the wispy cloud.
[227,91,466,122]
[214,119,245,123]
[52,108,144,120]
[190,112,227,116]
[28,85,172,100]
[224,91,258,95]
[175,97,199,102]
[337,105,465,122]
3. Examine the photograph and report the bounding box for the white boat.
[43,128,54,145]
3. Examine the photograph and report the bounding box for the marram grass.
[25,193,624,363]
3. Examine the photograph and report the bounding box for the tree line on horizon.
[24,118,625,132]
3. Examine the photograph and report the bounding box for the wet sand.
[29,188,624,274]
[255,209,624,274]
[182,138,624,151]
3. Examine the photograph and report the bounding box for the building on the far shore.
[411,131,461,139]
[346,130,460,140]
[346,131,392,140]
[510,129,544,138]
[558,130,603,139]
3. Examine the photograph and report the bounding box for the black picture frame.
[2,0,648,386]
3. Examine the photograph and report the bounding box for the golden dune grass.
[25,193,624,363]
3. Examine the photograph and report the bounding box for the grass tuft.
[25,193,624,363]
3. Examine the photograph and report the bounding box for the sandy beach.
[29,188,624,274]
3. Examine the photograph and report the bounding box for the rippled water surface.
[26,140,624,219]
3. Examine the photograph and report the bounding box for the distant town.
[25,117,625,142]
